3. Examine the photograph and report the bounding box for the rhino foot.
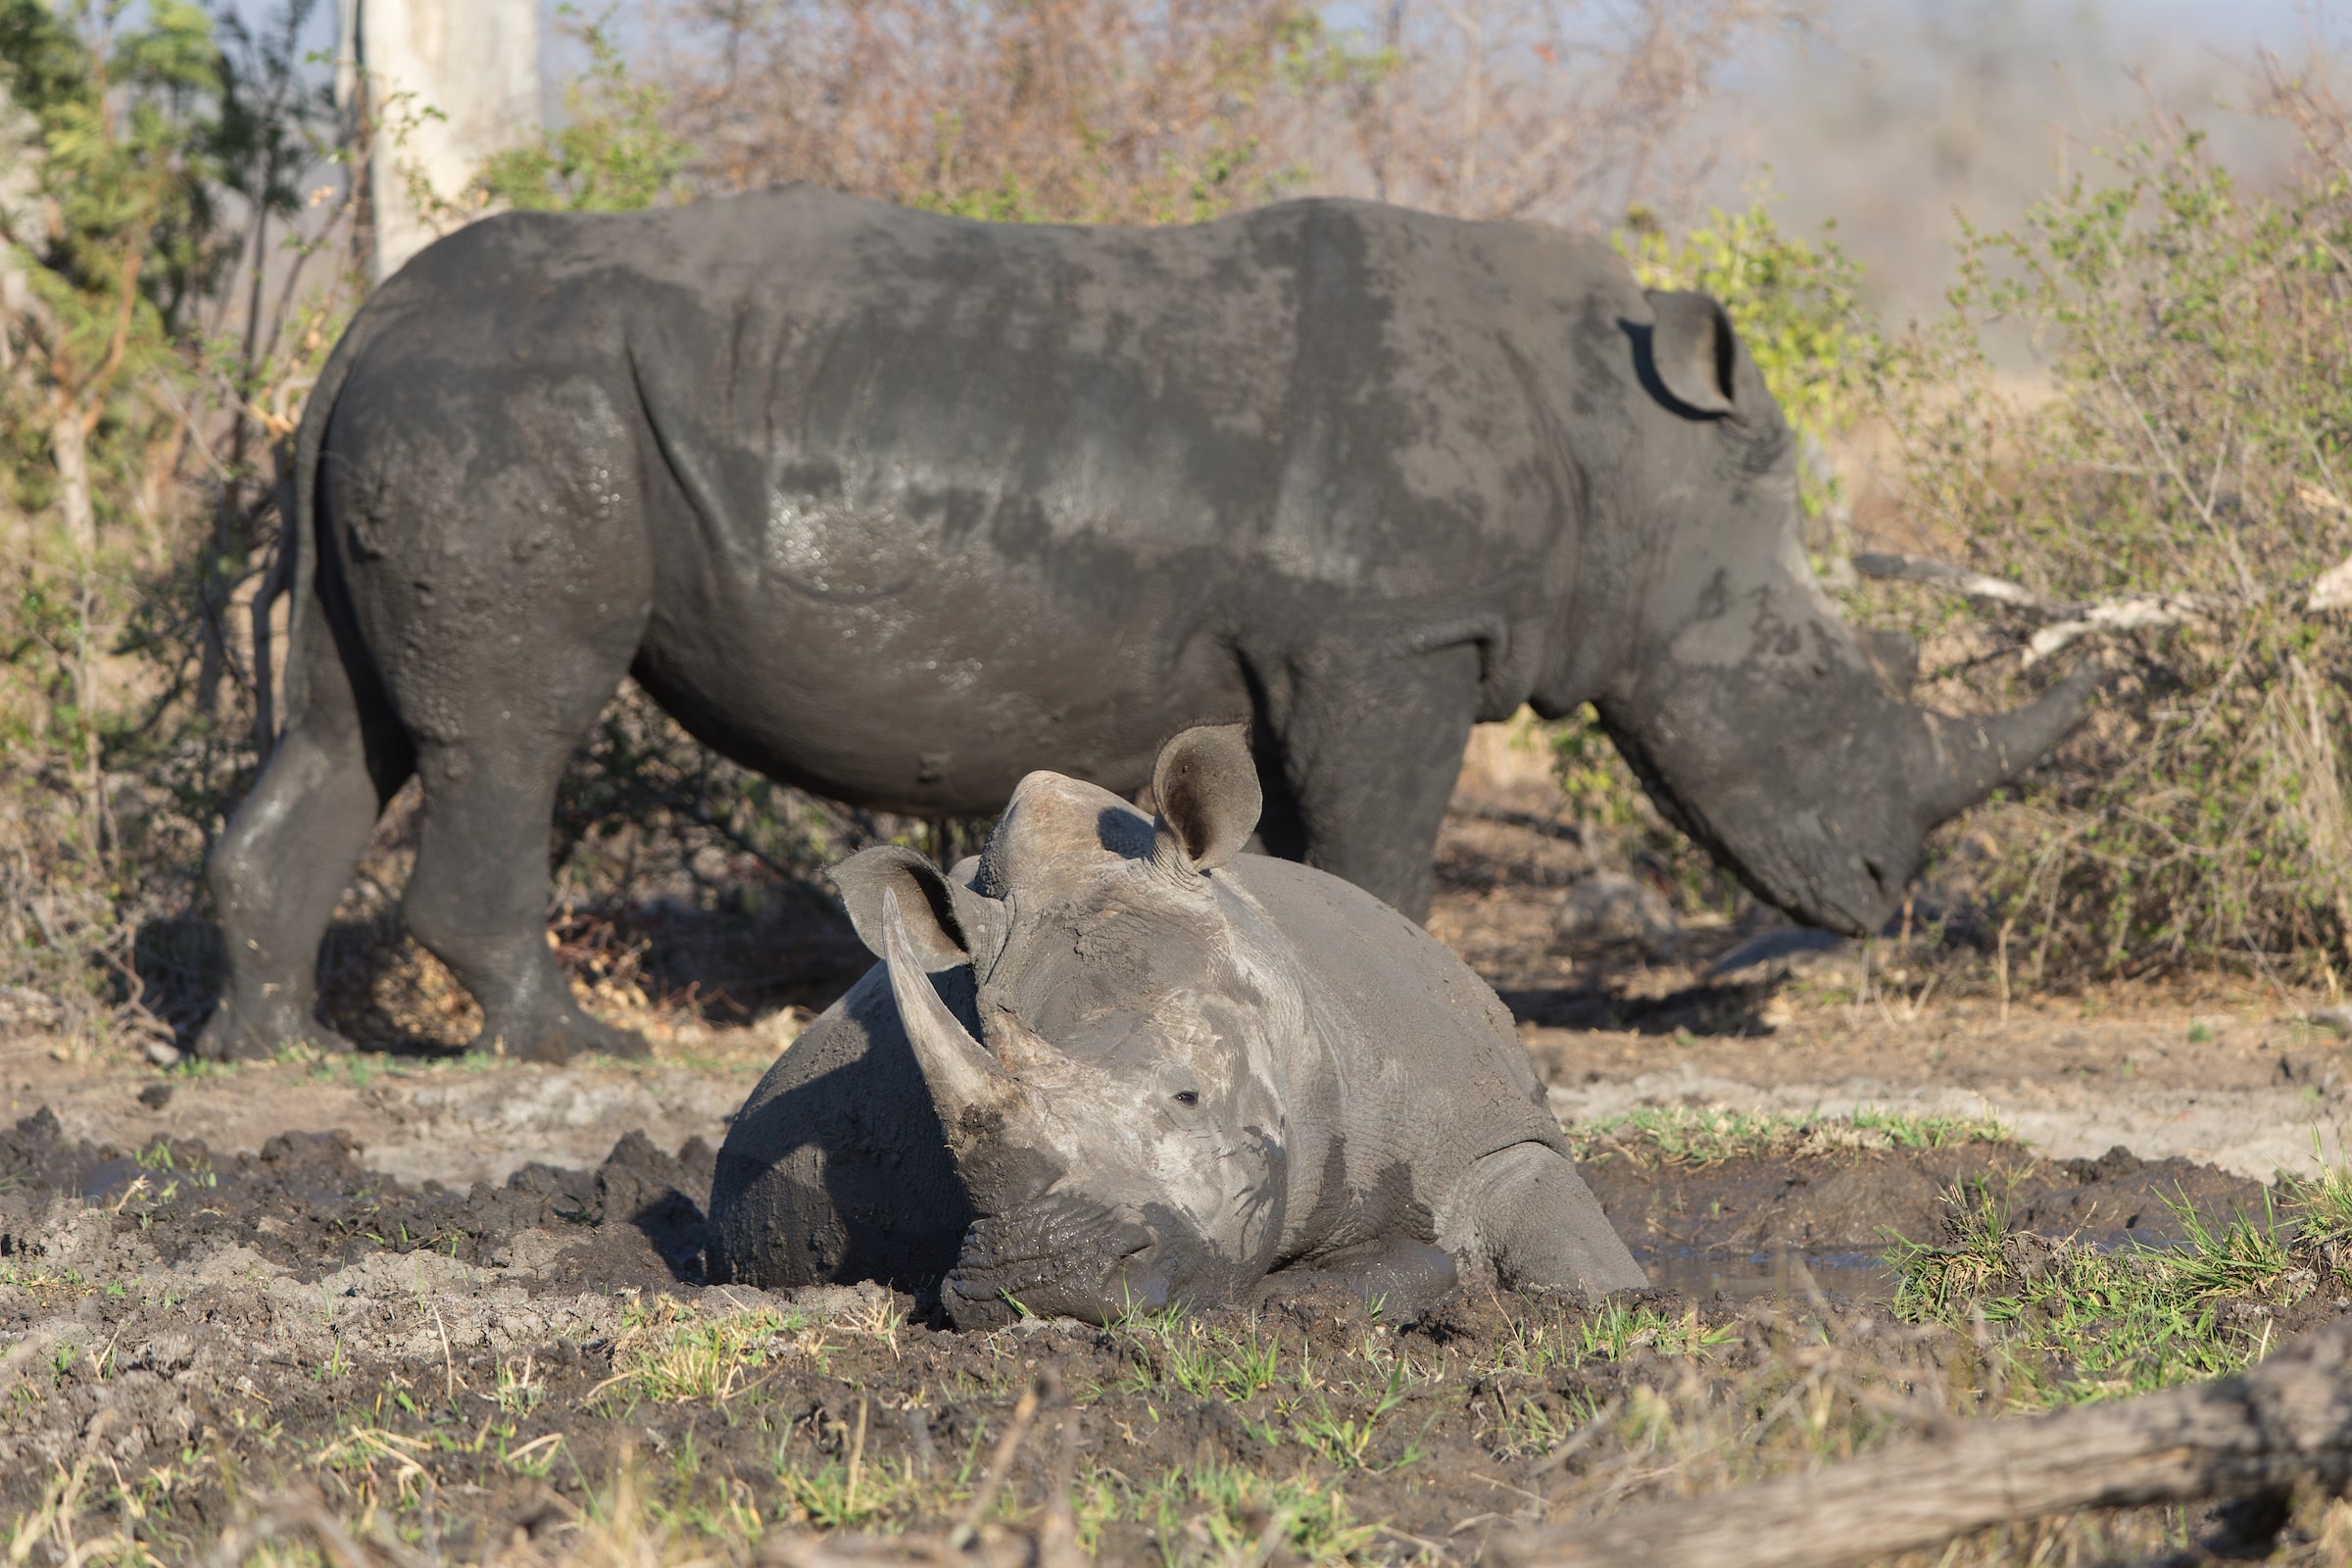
[1252,1239,1460,1322]
[490,1009,651,1064]
[194,999,357,1062]
[1463,1143,1646,1300]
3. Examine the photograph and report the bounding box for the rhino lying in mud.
[708,725,1644,1325]
[201,185,2093,1063]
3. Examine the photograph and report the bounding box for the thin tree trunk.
[49,394,104,850]
[250,530,290,767]
[1493,1320,2352,1568]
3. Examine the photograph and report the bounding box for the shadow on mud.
[1498,976,1782,1036]
[128,884,870,1056]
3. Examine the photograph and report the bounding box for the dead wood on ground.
[1494,1318,2352,1568]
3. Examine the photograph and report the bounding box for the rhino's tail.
[265,298,383,748]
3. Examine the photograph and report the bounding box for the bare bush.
[648,0,1348,222]
[0,0,355,1053]
[647,0,1809,225]
[1329,0,1811,224]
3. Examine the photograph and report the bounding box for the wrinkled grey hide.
[709,725,1644,1326]
[199,185,2092,1063]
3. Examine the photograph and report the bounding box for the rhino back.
[326,189,1648,813]
[368,187,1633,612]
[708,965,975,1291]
[1229,855,1560,1173]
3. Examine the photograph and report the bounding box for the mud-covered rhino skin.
[709,725,1644,1325]
[200,186,2092,1062]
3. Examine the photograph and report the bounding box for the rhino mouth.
[942,1195,1219,1328]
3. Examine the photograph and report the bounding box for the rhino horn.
[880,887,1012,1116]
[1908,659,2099,827]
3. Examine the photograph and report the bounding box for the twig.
[845,1393,868,1518]
[1036,1402,1086,1568]
[1525,1394,1624,1479]
[431,1301,458,1402]
[2023,593,2215,665]
[203,1486,400,1568]
[1853,550,2222,662]
[1851,553,2074,620]
[949,1377,1044,1550]
[1247,1508,1299,1568]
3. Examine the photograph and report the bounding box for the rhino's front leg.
[1457,1142,1646,1300]
[1251,1238,1461,1320]
[1259,641,1482,921]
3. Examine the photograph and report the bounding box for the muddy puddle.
[1640,1248,1895,1299]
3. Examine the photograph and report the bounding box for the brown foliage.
[646,0,1810,225]
[1332,0,1812,223]
[649,0,1341,223]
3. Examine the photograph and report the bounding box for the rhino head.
[830,724,1295,1328]
[1554,288,2096,937]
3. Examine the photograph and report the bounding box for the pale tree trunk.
[48,395,104,850]
[1446,0,1488,204]
[336,0,542,284]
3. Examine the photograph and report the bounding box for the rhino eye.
[1172,1091,1200,1107]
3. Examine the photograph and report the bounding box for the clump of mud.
[0,1104,713,1289]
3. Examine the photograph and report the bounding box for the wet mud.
[0,1099,2308,1561]
[1583,1139,2271,1299]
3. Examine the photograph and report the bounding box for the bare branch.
[2024,595,2216,665]
[1851,551,2076,620]
[1854,551,2224,664]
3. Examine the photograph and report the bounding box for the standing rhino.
[709,724,1643,1323]
[201,185,2091,1062]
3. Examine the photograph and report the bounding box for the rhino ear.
[832,845,969,971]
[1151,722,1262,874]
[1643,289,1737,416]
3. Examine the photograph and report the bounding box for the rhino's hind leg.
[403,717,651,1062]
[199,602,415,1060]
[391,607,652,1063]
[1460,1142,1646,1300]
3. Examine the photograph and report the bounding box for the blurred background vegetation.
[4,0,2352,1056]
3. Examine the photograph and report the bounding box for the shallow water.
[1641,1248,1897,1301]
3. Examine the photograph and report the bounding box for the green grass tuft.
[1568,1104,2014,1167]
[1886,1178,2303,1407]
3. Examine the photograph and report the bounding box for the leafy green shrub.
[471,7,692,215]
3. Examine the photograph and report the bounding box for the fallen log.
[1492,1319,2352,1568]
